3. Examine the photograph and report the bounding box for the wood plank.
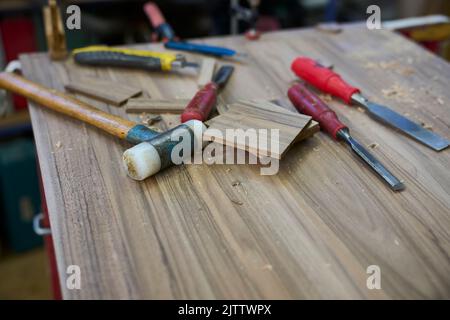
[65,77,142,106]
[19,26,450,299]
[204,101,315,159]
[124,98,190,113]
[197,58,216,87]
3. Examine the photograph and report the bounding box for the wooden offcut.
[197,58,216,87]
[43,0,67,60]
[204,100,318,159]
[125,98,190,113]
[65,77,142,106]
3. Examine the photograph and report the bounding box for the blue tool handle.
[165,41,236,57]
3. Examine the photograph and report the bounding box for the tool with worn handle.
[144,2,247,59]
[291,57,449,151]
[181,65,234,123]
[288,82,404,191]
[73,46,198,72]
[0,72,205,180]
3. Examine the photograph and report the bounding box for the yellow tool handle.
[72,45,178,71]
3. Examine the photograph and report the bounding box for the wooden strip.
[197,58,216,87]
[125,98,190,113]
[65,77,142,106]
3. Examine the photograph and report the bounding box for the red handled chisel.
[181,65,234,123]
[288,82,404,191]
[291,57,449,151]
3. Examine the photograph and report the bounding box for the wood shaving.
[320,94,333,102]
[231,199,243,205]
[55,141,62,149]
[420,122,433,130]
[437,97,444,105]
[231,181,241,187]
[262,264,273,271]
[367,142,379,149]
[146,115,162,125]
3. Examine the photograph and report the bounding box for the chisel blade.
[338,129,405,191]
[353,94,449,151]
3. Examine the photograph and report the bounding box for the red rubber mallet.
[181,66,234,123]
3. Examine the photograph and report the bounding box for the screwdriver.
[291,57,449,151]
[73,46,198,72]
[181,66,234,123]
[288,82,404,191]
[144,2,247,59]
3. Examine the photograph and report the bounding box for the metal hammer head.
[122,120,206,180]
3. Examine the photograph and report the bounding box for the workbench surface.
[21,26,450,299]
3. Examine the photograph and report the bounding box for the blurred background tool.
[43,0,67,60]
[231,0,261,39]
[73,45,198,72]
[181,65,234,123]
[291,57,449,151]
[288,82,404,191]
[144,2,246,59]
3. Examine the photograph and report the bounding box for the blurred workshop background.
[0,0,449,300]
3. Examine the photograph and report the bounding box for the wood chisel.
[73,46,198,72]
[288,82,404,191]
[291,57,449,151]
[181,65,234,122]
[144,2,247,59]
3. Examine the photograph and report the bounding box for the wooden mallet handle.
[0,72,137,139]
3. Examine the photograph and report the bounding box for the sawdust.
[363,59,415,76]
[367,142,379,149]
[320,94,333,102]
[55,141,62,149]
[231,181,241,187]
[381,84,413,103]
[420,122,433,130]
[262,264,273,271]
[437,97,445,105]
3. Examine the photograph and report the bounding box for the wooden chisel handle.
[0,72,137,140]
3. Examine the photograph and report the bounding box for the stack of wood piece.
[204,100,319,159]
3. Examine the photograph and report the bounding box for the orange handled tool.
[288,82,404,191]
[181,65,234,123]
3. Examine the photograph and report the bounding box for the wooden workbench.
[20,26,450,299]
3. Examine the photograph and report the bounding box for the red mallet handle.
[181,83,218,123]
[288,83,347,140]
[291,57,360,104]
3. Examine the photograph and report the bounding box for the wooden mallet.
[0,72,206,180]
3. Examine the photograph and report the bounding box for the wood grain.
[65,77,142,106]
[124,98,189,113]
[20,26,450,299]
[205,100,316,159]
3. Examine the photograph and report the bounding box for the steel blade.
[352,94,449,151]
[338,129,405,191]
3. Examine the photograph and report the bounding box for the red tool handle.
[288,83,347,140]
[181,83,218,123]
[144,2,165,28]
[291,57,360,104]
